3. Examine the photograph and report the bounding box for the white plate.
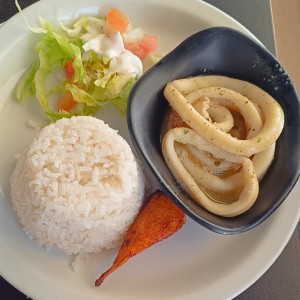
[0,0,299,299]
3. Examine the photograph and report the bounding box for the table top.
[0,0,299,299]
[271,0,300,90]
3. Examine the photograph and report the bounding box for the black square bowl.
[127,27,300,234]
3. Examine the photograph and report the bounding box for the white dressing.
[82,32,143,77]
[82,32,124,58]
[109,50,143,77]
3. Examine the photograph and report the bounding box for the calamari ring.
[184,144,237,175]
[164,76,284,157]
[175,143,243,193]
[187,88,263,138]
[183,143,275,180]
[162,127,259,217]
[175,143,274,193]
[193,98,235,133]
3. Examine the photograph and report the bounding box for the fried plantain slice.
[95,190,186,286]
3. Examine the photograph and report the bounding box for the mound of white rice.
[10,116,145,255]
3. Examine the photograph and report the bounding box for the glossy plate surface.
[0,1,299,300]
[128,27,300,234]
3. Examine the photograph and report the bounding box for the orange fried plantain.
[95,190,186,286]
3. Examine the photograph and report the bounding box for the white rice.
[10,116,145,255]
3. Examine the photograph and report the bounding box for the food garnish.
[15,2,159,121]
[95,190,186,286]
[162,75,284,217]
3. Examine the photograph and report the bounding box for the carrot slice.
[95,190,186,286]
[106,8,129,34]
[57,90,77,112]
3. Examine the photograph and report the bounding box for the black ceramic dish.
[127,27,300,234]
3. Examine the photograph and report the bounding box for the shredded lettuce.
[65,83,97,106]
[91,74,136,103]
[15,0,46,34]
[15,61,38,103]
[111,80,136,115]
[104,74,136,98]
[59,17,107,41]
[35,29,85,81]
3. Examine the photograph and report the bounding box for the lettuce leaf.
[15,61,38,103]
[35,29,85,81]
[111,79,136,115]
[30,28,87,121]
[65,83,97,106]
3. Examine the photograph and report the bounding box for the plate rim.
[0,1,299,300]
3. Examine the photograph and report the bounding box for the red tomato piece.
[124,42,148,60]
[64,60,75,80]
[57,90,77,112]
[140,34,158,52]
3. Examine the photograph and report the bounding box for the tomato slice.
[64,60,75,80]
[124,42,148,60]
[125,33,158,60]
[57,90,77,112]
[140,34,158,52]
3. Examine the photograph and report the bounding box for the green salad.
[15,2,159,121]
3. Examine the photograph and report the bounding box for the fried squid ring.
[183,143,275,180]
[164,76,284,157]
[175,143,243,193]
[183,144,237,175]
[162,127,259,217]
[193,97,235,133]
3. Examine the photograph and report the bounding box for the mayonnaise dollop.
[82,32,143,78]
[109,51,143,77]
